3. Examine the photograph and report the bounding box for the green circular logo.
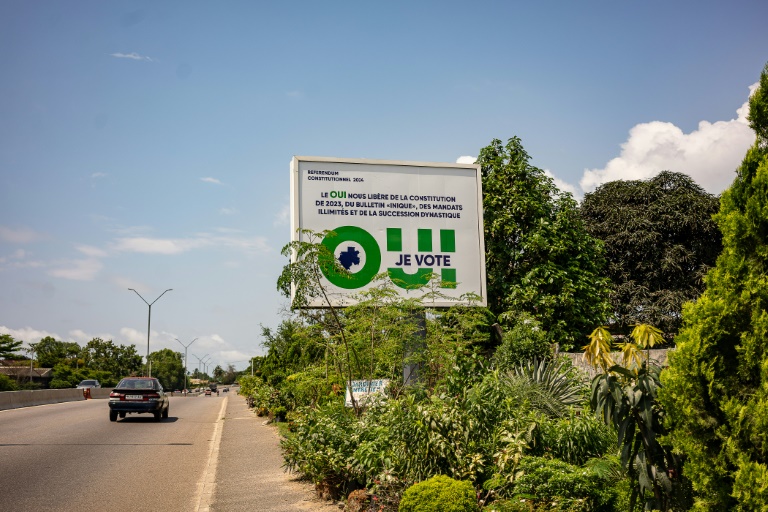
[320,226,381,289]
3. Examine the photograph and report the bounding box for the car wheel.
[110,410,118,422]
[119,412,126,418]
[162,405,169,419]
[153,410,162,421]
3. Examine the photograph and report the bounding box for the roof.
[0,366,54,378]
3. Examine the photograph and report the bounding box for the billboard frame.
[290,155,486,308]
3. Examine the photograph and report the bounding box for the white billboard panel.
[290,156,486,307]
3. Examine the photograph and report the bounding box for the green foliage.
[0,333,24,359]
[399,475,477,512]
[477,137,610,350]
[82,338,142,378]
[281,400,359,498]
[148,348,184,390]
[49,363,114,388]
[29,336,81,367]
[492,315,552,372]
[659,62,768,511]
[580,171,721,337]
[281,349,601,509]
[506,456,617,511]
[536,412,614,466]
[502,358,586,416]
[591,364,676,510]
[583,324,685,510]
[0,373,17,391]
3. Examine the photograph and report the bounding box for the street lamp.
[175,337,197,394]
[202,357,212,378]
[129,288,172,377]
[193,353,209,377]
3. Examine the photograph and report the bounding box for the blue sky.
[1,1,766,372]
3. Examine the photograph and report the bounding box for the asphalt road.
[0,393,225,512]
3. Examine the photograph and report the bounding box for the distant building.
[0,361,54,387]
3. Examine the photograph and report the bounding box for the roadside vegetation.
[0,333,203,391]
[237,63,768,511]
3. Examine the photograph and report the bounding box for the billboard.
[290,156,486,308]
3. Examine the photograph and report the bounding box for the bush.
[509,456,616,511]
[492,315,552,371]
[399,475,477,512]
[281,400,359,499]
[0,373,17,391]
[535,412,614,465]
[49,378,73,389]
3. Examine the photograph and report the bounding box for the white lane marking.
[194,396,228,512]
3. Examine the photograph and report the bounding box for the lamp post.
[202,357,212,378]
[175,337,197,394]
[129,288,172,377]
[193,353,209,379]
[194,353,208,372]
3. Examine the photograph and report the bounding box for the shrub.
[0,373,17,391]
[492,315,552,371]
[399,475,477,512]
[535,412,614,465]
[482,499,533,511]
[281,400,359,499]
[509,456,616,511]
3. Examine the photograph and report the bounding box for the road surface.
[0,393,337,512]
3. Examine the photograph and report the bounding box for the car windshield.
[117,379,155,390]
[79,380,97,386]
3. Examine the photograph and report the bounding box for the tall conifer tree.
[661,63,768,510]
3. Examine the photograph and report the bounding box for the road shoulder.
[211,393,339,512]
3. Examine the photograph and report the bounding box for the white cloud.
[67,329,115,344]
[456,155,477,164]
[112,236,207,254]
[219,207,236,215]
[110,52,154,62]
[112,233,270,256]
[544,170,579,198]
[91,172,107,178]
[579,84,757,195]
[0,226,44,244]
[274,204,289,226]
[0,325,61,345]
[112,276,149,292]
[200,177,222,184]
[48,258,103,281]
[76,245,108,258]
[119,327,148,346]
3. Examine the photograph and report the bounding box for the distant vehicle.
[204,389,212,396]
[222,387,229,393]
[108,377,169,422]
[209,383,218,392]
[76,380,101,389]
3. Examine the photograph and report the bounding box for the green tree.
[477,137,610,349]
[81,338,142,378]
[148,348,184,390]
[29,336,81,368]
[660,62,768,510]
[580,171,721,338]
[221,364,237,385]
[0,333,23,359]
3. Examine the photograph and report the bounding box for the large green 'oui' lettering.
[321,226,457,290]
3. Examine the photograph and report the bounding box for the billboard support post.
[403,310,426,386]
